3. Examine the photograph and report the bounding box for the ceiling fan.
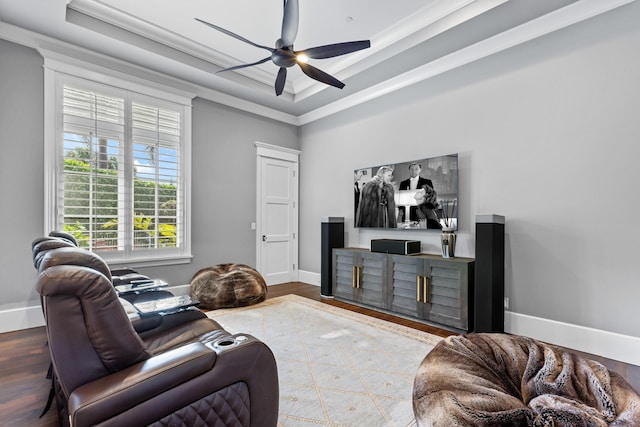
[195,0,371,96]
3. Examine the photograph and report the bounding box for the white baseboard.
[293,273,640,366]
[0,305,44,333]
[3,286,638,367]
[298,270,321,287]
[0,285,190,334]
[505,311,640,367]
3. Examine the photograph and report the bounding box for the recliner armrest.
[68,342,216,427]
[109,267,138,276]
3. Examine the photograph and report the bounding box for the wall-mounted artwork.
[354,154,458,230]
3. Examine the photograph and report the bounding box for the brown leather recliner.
[32,235,171,302]
[44,232,152,287]
[35,246,205,337]
[37,260,279,426]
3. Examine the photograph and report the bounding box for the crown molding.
[66,0,284,91]
[2,0,636,126]
[66,0,246,73]
[40,48,197,104]
[0,21,300,125]
[298,0,638,125]
[66,0,503,102]
[291,0,508,101]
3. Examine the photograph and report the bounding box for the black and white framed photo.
[354,153,458,230]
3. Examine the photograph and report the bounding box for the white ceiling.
[0,0,635,124]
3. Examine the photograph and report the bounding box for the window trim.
[43,52,194,267]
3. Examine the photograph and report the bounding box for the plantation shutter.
[61,85,125,251]
[131,102,182,250]
[58,81,185,256]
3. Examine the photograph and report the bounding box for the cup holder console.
[211,335,250,351]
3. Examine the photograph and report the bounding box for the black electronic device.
[474,214,505,333]
[355,154,458,231]
[371,239,421,255]
[321,217,344,297]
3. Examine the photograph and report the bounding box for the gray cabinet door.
[357,251,389,310]
[390,255,425,318]
[334,249,357,301]
[335,248,474,332]
[391,255,472,330]
[334,249,389,309]
[424,258,471,330]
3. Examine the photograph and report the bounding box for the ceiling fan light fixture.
[197,0,370,96]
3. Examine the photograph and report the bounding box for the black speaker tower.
[321,217,344,298]
[474,214,505,333]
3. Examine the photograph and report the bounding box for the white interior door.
[256,143,299,285]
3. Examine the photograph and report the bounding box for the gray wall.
[3,2,639,342]
[137,98,299,283]
[298,2,640,337]
[0,39,298,311]
[0,40,45,309]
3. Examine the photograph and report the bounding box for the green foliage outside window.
[62,158,178,250]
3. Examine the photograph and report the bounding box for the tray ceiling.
[0,0,635,123]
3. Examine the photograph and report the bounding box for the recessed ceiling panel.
[0,0,626,121]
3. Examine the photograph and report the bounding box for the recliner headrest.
[38,247,112,280]
[48,230,79,246]
[32,238,76,269]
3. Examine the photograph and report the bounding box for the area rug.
[206,294,442,427]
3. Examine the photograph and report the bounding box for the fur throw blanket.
[413,334,640,426]
[190,263,267,310]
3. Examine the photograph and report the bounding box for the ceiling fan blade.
[297,62,345,89]
[275,67,287,96]
[302,40,371,59]
[216,57,272,73]
[280,0,299,47]
[195,18,275,53]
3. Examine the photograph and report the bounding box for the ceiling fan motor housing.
[271,49,298,68]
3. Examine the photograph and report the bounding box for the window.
[45,62,193,266]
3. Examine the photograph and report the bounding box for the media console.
[333,248,475,332]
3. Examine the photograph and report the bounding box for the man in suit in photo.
[399,163,434,221]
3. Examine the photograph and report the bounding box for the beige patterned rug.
[206,294,442,427]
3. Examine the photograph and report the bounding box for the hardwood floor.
[0,327,58,426]
[1,282,637,426]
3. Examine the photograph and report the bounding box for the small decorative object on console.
[439,198,457,258]
[441,229,456,258]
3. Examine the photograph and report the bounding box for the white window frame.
[43,53,194,267]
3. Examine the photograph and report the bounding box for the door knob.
[262,235,267,242]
